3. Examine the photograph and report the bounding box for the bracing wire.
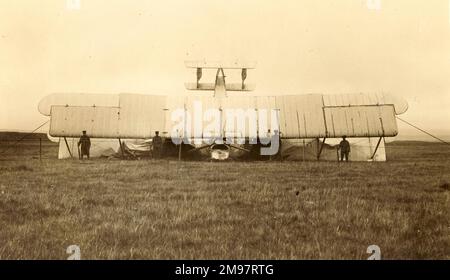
[0,120,50,155]
[396,116,450,146]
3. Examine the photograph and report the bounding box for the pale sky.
[1,0,449,137]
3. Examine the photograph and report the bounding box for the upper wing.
[48,94,167,138]
[42,92,407,139]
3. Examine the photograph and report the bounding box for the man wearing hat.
[78,130,91,160]
[152,131,163,159]
[338,135,350,162]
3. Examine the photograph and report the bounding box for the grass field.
[0,136,449,259]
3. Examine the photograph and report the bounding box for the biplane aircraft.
[38,61,408,161]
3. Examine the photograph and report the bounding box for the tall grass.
[0,141,449,259]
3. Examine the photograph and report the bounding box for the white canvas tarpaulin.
[57,138,152,159]
[57,138,120,159]
[121,139,152,157]
[57,136,385,161]
[282,137,386,162]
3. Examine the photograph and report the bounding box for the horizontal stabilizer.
[185,60,257,69]
[225,83,255,91]
[184,83,255,91]
[184,83,215,90]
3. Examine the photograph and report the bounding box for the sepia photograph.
[0,0,449,266]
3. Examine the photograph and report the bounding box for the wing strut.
[241,68,247,89]
[317,137,327,160]
[118,138,124,158]
[370,137,383,160]
[64,137,74,159]
[196,68,202,89]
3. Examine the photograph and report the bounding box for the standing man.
[152,131,163,159]
[338,136,350,162]
[78,130,91,160]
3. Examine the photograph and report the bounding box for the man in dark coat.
[78,130,91,160]
[338,136,350,162]
[152,131,163,159]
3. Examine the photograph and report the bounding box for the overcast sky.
[1,0,449,137]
